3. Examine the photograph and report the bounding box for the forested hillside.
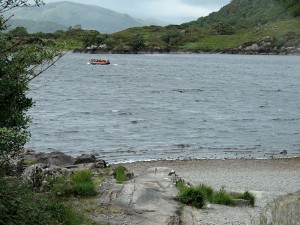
[192,0,300,27]
[4,0,299,54]
[95,0,299,54]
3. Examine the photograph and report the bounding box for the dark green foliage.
[178,186,205,209]
[211,187,233,205]
[177,182,255,208]
[0,0,62,169]
[72,170,97,197]
[7,26,29,37]
[129,33,145,52]
[48,170,97,197]
[48,175,74,197]
[195,0,300,28]
[0,177,64,225]
[195,184,214,201]
[0,176,97,225]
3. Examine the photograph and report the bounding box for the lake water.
[27,53,300,163]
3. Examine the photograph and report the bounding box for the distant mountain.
[4,1,162,33]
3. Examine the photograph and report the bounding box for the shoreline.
[73,48,300,56]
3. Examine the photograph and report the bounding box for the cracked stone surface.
[94,167,180,225]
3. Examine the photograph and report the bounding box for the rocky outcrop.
[13,150,108,190]
[94,167,181,225]
[257,191,300,225]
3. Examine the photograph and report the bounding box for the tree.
[0,0,62,172]
[129,34,145,53]
[7,26,29,38]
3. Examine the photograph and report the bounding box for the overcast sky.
[44,0,231,24]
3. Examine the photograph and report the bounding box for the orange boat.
[89,59,110,65]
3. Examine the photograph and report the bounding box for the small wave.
[260,89,282,93]
[172,88,204,93]
[272,118,300,121]
[130,119,145,124]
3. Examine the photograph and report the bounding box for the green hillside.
[193,0,300,27]
[4,0,299,54]
[85,0,299,54]
[3,1,159,33]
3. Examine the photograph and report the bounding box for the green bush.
[0,177,69,225]
[72,170,93,183]
[178,187,205,208]
[71,170,97,197]
[73,182,97,197]
[211,187,233,205]
[177,182,255,208]
[48,175,74,197]
[196,184,214,201]
[47,170,97,197]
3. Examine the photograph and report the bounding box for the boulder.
[75,154,96,164]
[257,192,300,225]
[30,151,75,167]
[22,163,72,190]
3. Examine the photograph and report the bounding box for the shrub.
[177,182,255,208]
[0,177,67,225]
[211,187,233,205]
[73,182,97,197]
[71,170,97,197]
[178,187,205,208]
[47,170,97,197]
[48,175,74,197]
[196,184,214,201]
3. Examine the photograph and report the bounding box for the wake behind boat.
[88,59,110,65]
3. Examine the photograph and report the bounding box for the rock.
[22,163,65,190]
[32,151,75,166]
[95,167,180,225]
[245,43,259,51]
[280,150,288,155]
[91,159,107,168]
[23,164,48,189]
[257,193,300,225]
[232,199,251,206]
[75,154,96,164]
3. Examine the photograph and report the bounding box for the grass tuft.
[113,165,127,183]
[177,182,255,208]
[211,187,233,205]
[178,187,205,209]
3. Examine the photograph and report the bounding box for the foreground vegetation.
[177,181,255,208]
[0,171,100,225]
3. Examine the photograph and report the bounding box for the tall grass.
[0,176,97,225]
[72,170,97,197]
[48,169,97,197]
[113,165,127,184]
[177,182,255,208]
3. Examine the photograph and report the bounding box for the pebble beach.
[121,157,300,224]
